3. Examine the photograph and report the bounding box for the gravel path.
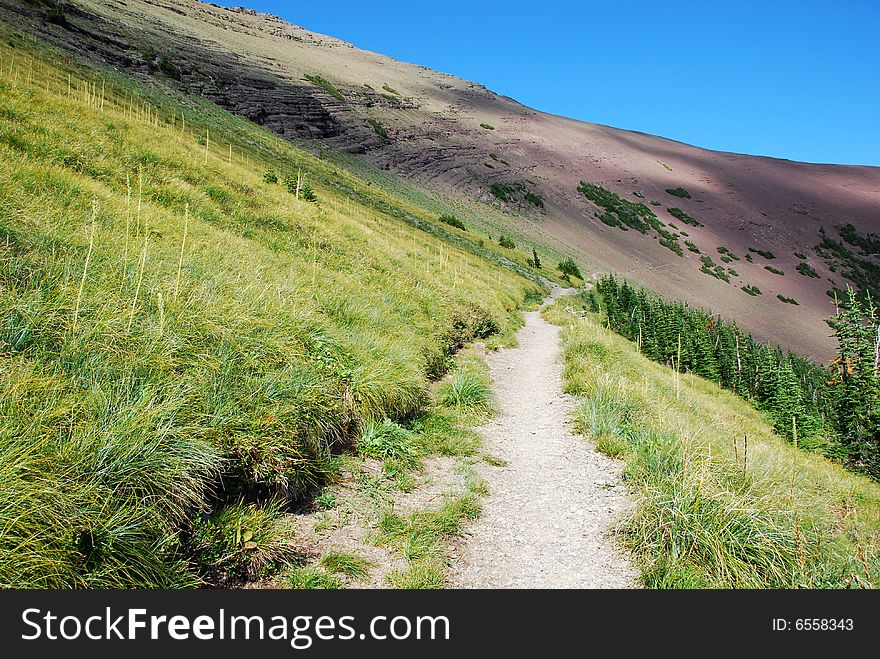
[448,289,637,588]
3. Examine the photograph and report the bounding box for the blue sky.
[217,1,879,166]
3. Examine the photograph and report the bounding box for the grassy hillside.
[545,299,880,588]
[0,35,541,587]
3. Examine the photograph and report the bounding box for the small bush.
[439,213,466,230]
[796,262,819,278]
[741,284,762,296]
[498,235,516,249]
[300,181,317,202]
[717,246,740,261]
[304,74,344,101]
[524,191,544,208]
[263,168,278,184]
[367,118,388,139]
[668,207,703,227]
[480,123,495,130]
[749,247,776,260]
[490,183,514,202]
[531,248,541,269]
[777,294,799,305]
[764,265,784,276]
[666,187,691,199]
[558,258,582,279]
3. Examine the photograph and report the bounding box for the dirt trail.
[448,287,637,588]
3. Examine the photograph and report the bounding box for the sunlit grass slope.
[546,299,880,588]
[0,35,541,587]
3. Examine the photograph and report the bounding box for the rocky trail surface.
[448,288,637,588]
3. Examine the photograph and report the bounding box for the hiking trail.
[448,286,637,588]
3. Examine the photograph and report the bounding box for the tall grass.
[0,37,540,587]
[546,301,880,588]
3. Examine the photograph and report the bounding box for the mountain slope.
[3,0,879,360]
[0,29,539,586]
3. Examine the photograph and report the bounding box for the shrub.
[741,284,762,296]
[666,187,691,199]
[263,168,278,184]
[764,265,784,276]
[490,183,514,202]
[667,207,703,227]
[531,248,541,269]
[558,258,582,279]
[439,213,466,230]
[382,83,400,96]
[660,237,684,256]
[717,246,740,261]
[304,74,344,101]
[579,182,657,233]
[749,247,776,260]
[685,241,701,254]
[700,255,730,282]
[777,294,799,305]
[367,118,388,139]
[498,235,516,249]
[480,123,495,130]
[796,262,819,278]
[524,191,544,208]
[300,181,317,202]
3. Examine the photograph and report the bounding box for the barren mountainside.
[4,0,879,358]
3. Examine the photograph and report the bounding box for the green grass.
[374,494,481,588]
[287,567,344,589]
[0,35,538,587]
[482,453,508,467]
[319,550,372,580]
[439,369,494,417]
[545,299,880,588]
[189,499,294,585]
[358,420,417,463]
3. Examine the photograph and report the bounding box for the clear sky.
[216,1,879,166]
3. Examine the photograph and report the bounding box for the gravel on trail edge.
[448,287,638,588]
